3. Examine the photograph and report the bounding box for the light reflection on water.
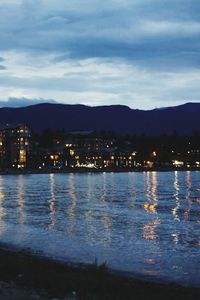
[0,171,199,286]
[0,176,5,227]
[17,175,25,225]
[49,173,56,229]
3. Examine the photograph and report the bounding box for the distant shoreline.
[0,167,200,176]
[0,242,199,299]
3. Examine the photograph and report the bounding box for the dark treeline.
[34,128,200,152]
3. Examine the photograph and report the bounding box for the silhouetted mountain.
[0,102,199,135]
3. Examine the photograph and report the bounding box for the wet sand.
[0,245,199,299]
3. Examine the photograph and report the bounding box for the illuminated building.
[0,124,31,169]
[172,160,184,167]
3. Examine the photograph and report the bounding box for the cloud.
[0,0,199,62]
[0,97,57,108]
[0,65,6,70]
[0,0,199,109]
[0,53,199,110]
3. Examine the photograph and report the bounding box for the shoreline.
[0,166,200,176]
[0,243,199,299]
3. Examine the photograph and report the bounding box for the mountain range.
[0,102,199,135]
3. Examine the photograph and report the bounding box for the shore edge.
[0,244,199,299]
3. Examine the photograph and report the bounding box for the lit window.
[19,150,26,163]
[70,150,75,156]
[152,151,157,157]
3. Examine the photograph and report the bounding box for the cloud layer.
[0,97,57,107]
[0,0,199,109]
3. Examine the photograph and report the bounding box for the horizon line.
[0,100,199,111]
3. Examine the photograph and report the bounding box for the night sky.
[0,0,200,109]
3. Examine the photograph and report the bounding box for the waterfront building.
[0,125,198,171]
[0,124,31,169]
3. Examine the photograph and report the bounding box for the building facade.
[0,124,31,169]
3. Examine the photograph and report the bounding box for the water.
[0,171,199,287]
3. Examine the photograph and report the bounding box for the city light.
[0,123,200,171]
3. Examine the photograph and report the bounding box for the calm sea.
[0,171,199,286]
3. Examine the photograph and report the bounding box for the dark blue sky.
[0,0,200,109]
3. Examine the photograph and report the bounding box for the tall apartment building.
[0,124,31,169]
